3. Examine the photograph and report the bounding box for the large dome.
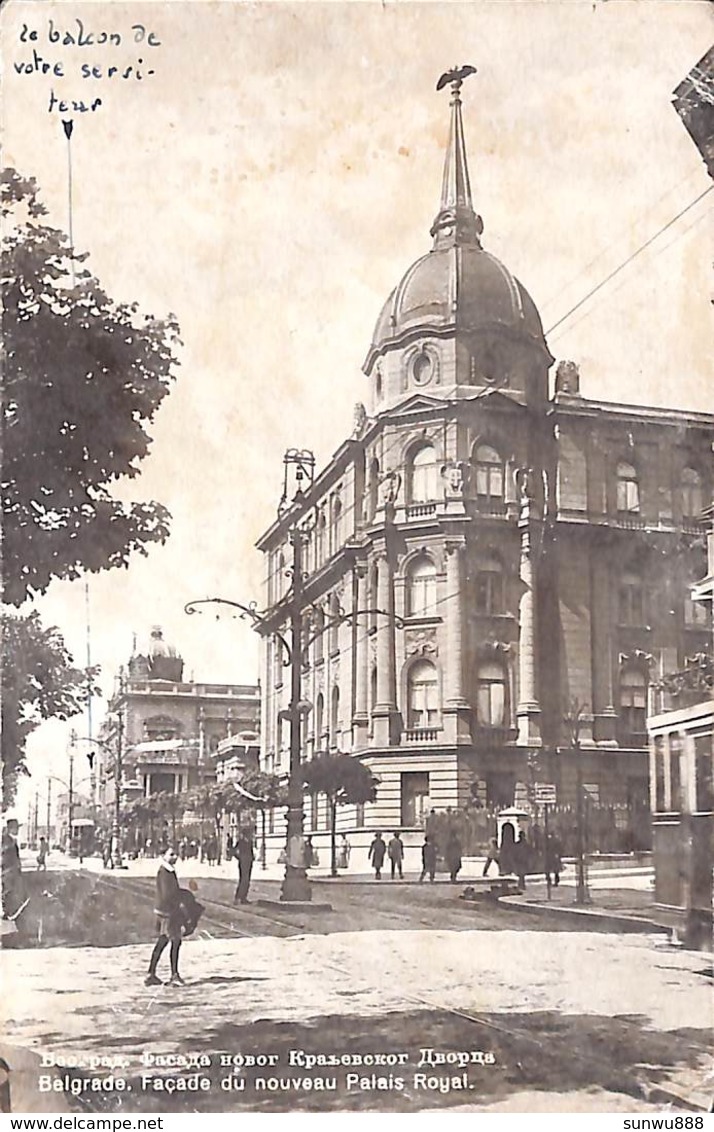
[371,245,547,352]
[364,71,552,378]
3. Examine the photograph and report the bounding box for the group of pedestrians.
[483,830,563,891]
[367,830,464,883]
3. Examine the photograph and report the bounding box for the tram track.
[93,872,304,939]
[92,871,710,1111]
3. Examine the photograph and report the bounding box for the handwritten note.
[13,17,162,114]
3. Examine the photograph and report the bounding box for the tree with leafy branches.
[1,167,180,803]
[2,168,181,605]
[301,754,379,876]
[1,611,99,807]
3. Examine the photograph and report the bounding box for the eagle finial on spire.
[436,64,477,93]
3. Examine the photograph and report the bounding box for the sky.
[2,0,713,822]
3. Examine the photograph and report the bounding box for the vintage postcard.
[1,0,713,1118]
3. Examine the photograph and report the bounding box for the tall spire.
[430,66,483,250]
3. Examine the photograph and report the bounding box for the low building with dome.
[97,627,260,815]
[257,75,713,851]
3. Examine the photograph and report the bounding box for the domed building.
[257,75,713,860]
[97,627,260,840]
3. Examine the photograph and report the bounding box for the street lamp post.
[186,448,403,902]
[281,526,311,901]
[186,557,311,900]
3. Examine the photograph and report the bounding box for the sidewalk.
[498,879,705,944]
[46,850,654,888]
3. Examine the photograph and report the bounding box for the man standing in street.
[368,831,386,880]
[388,832,404,879]
[145,847,185,987]
[233,829,255,905]
[1,819,24,920]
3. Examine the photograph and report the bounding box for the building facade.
[257,78,714,843]
[98,626,261,812]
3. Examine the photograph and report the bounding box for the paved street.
[2,857,712,1114]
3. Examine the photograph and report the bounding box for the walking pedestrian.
[233,830,255,904]
[368,832,386,880]
[388,832,404,879]
[145,847,185,987]
[482,837,500,877]
[544,832,563,887]
[419,835,437,883]
[337,833,351,870]
[445,831,462,884]
[36,837,49,872]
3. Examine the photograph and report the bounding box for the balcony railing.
[406,502,437,519]
[404,727,441,742]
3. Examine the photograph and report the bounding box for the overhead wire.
[538,166,705,314]
[549,200,713,346]
[545,183,714,337]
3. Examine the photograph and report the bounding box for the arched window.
[314,692,324,746]
[315,510,327,565]
[331,495,343,554]
[409,445,438,504]
[619,568,645,626]
[616,462,640,513]
[476,661,507,727]
[330,686,340,748]
[314,607,325,662]
[681,467,703,519]
[407,661,440,729]
[474,445,504,502]
[620,668,647,735]
[406,556,437,617]
[328,592,340,653]
[475,553,505,615]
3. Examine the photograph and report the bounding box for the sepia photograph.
[1,0,713,1117]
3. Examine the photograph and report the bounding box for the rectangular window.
[477,681,505,727]
[475,573,504,615]
[619,586,645,626]
[401,771,429,826]
[617,480,639,513]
